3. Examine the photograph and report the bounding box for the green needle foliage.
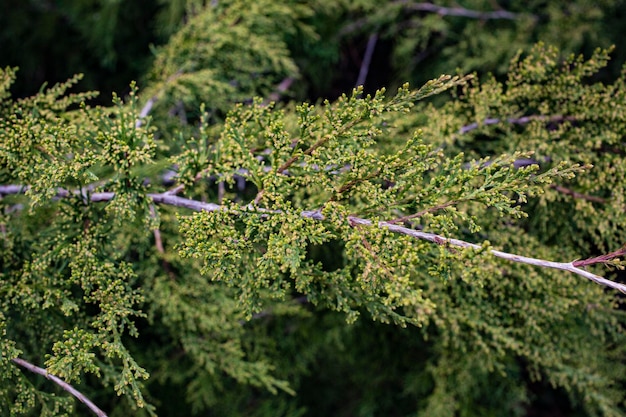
[418,43,626,254]
[1,4,626,417]
[144,0,313,137]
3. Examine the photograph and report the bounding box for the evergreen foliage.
[145,0,311,125]
[1,2,626,417]
[0,0,160,100]
[416,44,626,254]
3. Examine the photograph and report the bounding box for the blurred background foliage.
[3,0,626,102]
[2,1,626,417]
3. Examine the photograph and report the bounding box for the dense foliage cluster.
[1,1,625,417]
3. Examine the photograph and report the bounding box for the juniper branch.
[277,118,364,174]
[368,217,626,294]
[11,357,108,417]
[457,115,614,204]
[163,76,297,196]
[1,185,623,293]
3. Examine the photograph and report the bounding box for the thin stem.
[263,77,295,105]
[573,246,626,267]
[277,118,362,174]
[277,137,325,174]
[149,205,165,254]
[11,357,108,417]
[458,114,577,135]
[253,189,264,205]
[387,200,457,224]
[355,33,379,88]
[551,184,606,204]
[400,1,519,20]
[134,96,156,129]
[217,181,226,204]
[335,168,380,195]
[135,70,184,129]
[339,2,527,36]
[148,192,222,212]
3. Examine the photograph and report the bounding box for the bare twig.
[1,184,624,293]
[458,114,577,135]
[11,357,108,417]
[550,185,606,204]
[355,33,379,88]
[217,181,226,204]
[400,1,519,20]
[573,246,626,267]
[149,203,177,279]
[253,189,265,205]
[263,77,295,105]
[0,184,29,194]
[165,183,186,195]
[149,204,165,254]
[387,200,457,224]
[148,192,222,212]
[135,96,157,129]
[135,70,185,129]
[339,2,527,37]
